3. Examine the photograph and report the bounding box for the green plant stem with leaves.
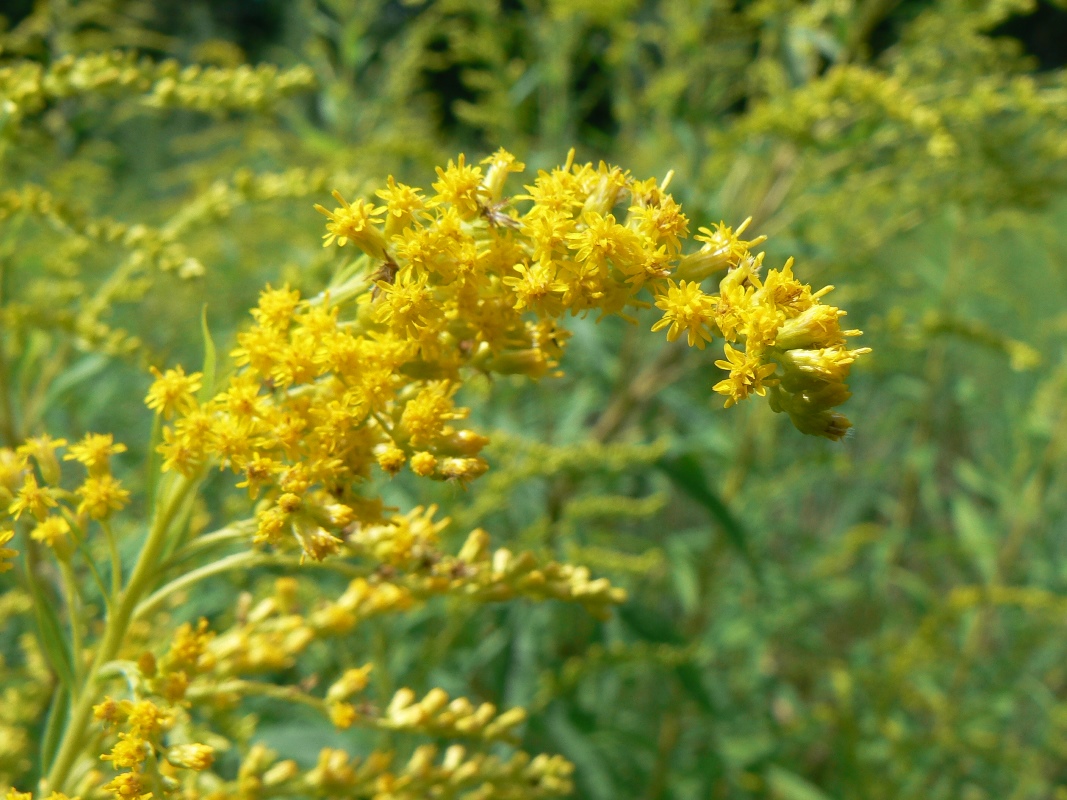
[44,472,196,794]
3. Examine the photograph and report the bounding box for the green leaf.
[618,606,716,713]
[198,304,217,402]
[42,353,108,409]
[666,538,700,613]
[618,603,685,645]
[546,705,615,800]
[766,766,835,800]
[39,684,69,777]
[675,662,716,715]
[951,495,998,584]
[24,560,75,691]
[145,411,163,518]
[657,454,762,582]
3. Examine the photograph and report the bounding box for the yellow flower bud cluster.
[149,619,217,703]
[297,744,573,799]
[325,674,530,740]
[378,687,528,740]
[141,62,316,113]
[0,51,314,130]
[209,592,315,676]
[348,504,448,567]
[93,695,214,799]
[447,532,628,613]
[306,520,627,625]
[309,577,415,634]
[100,605,569,799]
[735,65,958,160]
[654,249,870,437]
[688,256,871,438]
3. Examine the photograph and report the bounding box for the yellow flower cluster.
[658,256,872,438]
[147,150,865,564]
[1,433,131,564]
[93,695,205,800]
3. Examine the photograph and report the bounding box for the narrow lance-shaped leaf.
[198,304,217,403]
[657,454,762,582]
[24,558,76,692]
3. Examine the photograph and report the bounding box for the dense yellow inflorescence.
[140,149,868,564]
[0,149,868,799]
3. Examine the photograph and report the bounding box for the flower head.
[0,528,16,573]
[64,433,126,476]
[376,176,426,236]
[431,154,484,218]
[146,365,203,418]
[76,474,131,519]
[315,191,388,258]
[31,515,71,550]
[16,434,67,485]
[651,280,714,349]
[9,473,57,520]
[167,742,215,770]
[713,344,778,408]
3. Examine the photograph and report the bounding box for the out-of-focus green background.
[3,1,1067,797]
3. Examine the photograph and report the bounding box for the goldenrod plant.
[0,145,865,798]
[2,0,1066,798]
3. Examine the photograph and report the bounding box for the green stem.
[143,744,168,799]
[38,684,69,778]
[45,473,195,794]
[145,413,162,518]
[134,550,267,621]
[309,270,373,308]
[58,559,85,692]
[185,679,327,713]
[101,519,122,599]
[63,510,112,613]
[141,549,372,620]
[162,520,255,569]
[21,339,71,433]
[0,333,21,446]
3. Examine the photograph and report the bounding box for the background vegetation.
[2,0,1067,798]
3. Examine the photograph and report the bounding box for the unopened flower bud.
[437,429,490,456]
[409,451,437,476]
[774,305,847,350]
[167,743,214,770]
[326,664,373,703]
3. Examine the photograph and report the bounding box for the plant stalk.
[44,474,194,794]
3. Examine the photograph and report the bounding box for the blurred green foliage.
[2,0,1067,797]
